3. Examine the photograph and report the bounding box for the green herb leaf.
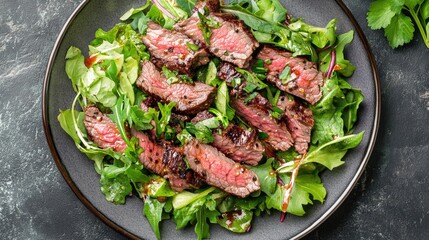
[279,65,291,82]
[422,0,429,20]
[215,81,235,120]
[384,13,415,48]
[65,47,87,90]
[218,209,253,233]
[143,197,165,240]
[177,0,197,17]
[186,42,200,52]
[100,173,132,204]
[367,0,404,29]
[304,132,364,170]
[249,158,277,194]
[244,92,258,105]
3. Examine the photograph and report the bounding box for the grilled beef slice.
[277,96,314,154]
[142,21,209,75]
[257,45,324,105]
[84,106,201,191]
[217,61,243,85]
[230,93,294,151]
[184,139,260,197]
[84,106,128,153]
[136,61,216,114]
[131,128,202,191]
[174,3,259,68]
[190,110,264,165]
[212,124,264,166]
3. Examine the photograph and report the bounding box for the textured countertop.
[1,0,428,239]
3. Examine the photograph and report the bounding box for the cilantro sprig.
[367,0,429,48]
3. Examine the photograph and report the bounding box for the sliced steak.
[190,110,264,165]
[137,61,216,114]
[190,110,214,124]
[217,61,242,85]
[84,106,128,153]
[257,45,324,105]
[277,96,314,154]
[131,128,202,191]
[174,5,259,68]
[230,93,294,151]
[184,139,260,197]
[212,124,264,166]
[142,21,209,75]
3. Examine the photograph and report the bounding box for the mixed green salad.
[58,0,364,239]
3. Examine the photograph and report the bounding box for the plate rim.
[42,0,381,239]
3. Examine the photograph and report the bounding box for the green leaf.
[195,207,210,240]
[319,31,356,77]
[253,0,287,23]
[404,0,424,9]
[288,18,337,48]
[421,0,429,20]
[120,1,151,21]
[185,122,214,144]
[172,187,216,209]
[65,47,87,89]
[145,175,176,197]
[304,132,365,170]
[177,0,196,16]
[218,210,253,233]
[215,81,235,120]
[205,61,221,86]
[100,173,132,204]
[249,158,277,194]
[173,197,206,228]
[282,172,326,216]
[57,109,82,144]
[384,13,415,48]
[341,88,364,133]
[367,0,404,29]
[143,197,165,240]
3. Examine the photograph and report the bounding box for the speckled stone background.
[0,0,428,239]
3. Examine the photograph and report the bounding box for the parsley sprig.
[367,0,429,48]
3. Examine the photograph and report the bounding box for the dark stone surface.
[0,0,427,239]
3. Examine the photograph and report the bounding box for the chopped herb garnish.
[279,65,291,81]
[257,131,269,140]
[186,42,199,52]
[244,92,258,105]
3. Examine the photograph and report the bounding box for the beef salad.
[58,0,364,239]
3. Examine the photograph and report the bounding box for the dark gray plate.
[43,0,380,239]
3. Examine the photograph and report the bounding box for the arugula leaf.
[195,207,210,240]
[222,4,317,60]
[249,158,277,194]
[143,197,165,240]
[278,171,326,216]
[149,102,176,139]
[319,31,356,77]
[303,132,364,170]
